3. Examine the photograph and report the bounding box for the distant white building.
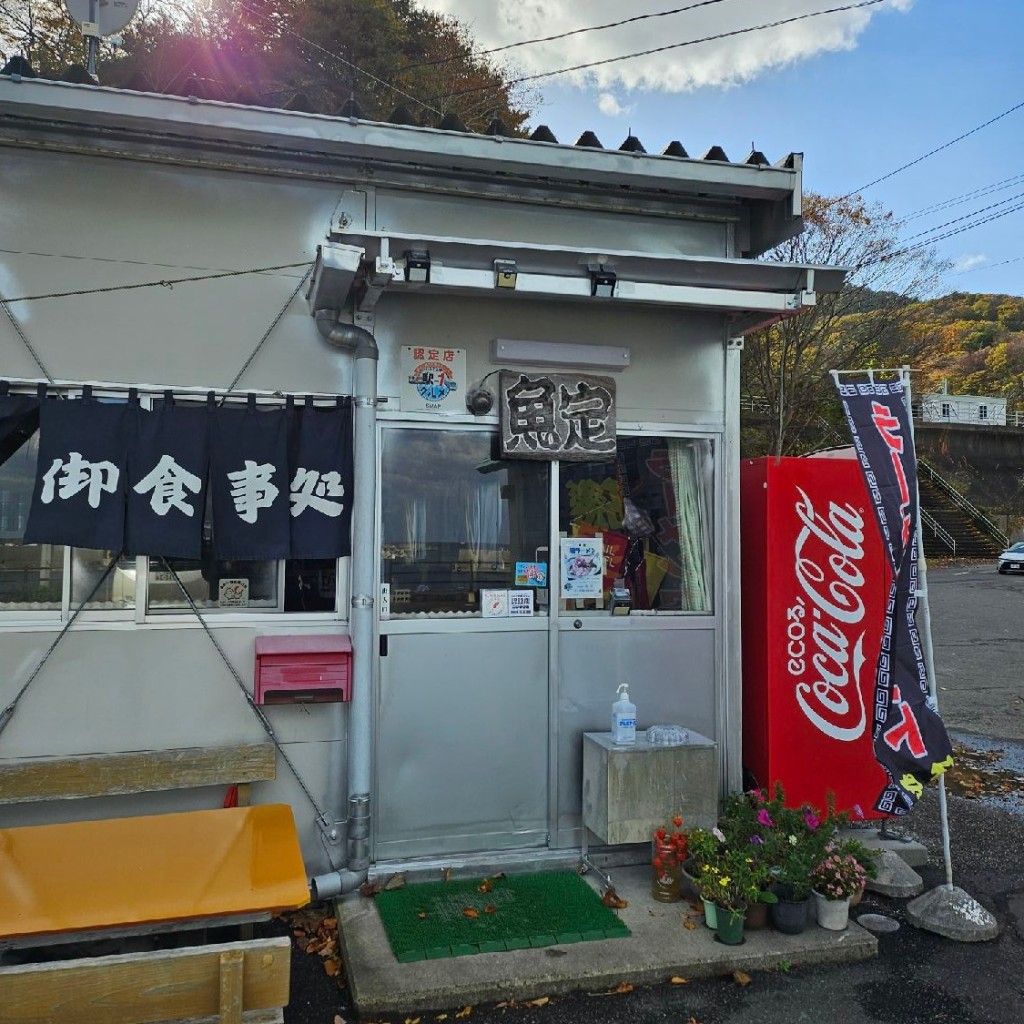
[921,381,1006,426]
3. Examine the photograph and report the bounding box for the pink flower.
[757,809,774,827]
[852,803,864,819]
[804,810,820,831]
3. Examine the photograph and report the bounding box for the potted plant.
[651,814,689,903]
[810,843,869,930]
[681,825,718,901]
[705,849,763,946]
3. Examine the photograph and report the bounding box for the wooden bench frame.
[0,742,299,1024]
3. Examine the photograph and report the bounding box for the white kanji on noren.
[40,452,119,509]
[227,460,279,524]
[290,468,345,518]
[133,454,202,517]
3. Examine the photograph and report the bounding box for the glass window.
[941,402,951,418]
[381,429,550,616]
[979,405,988,420]
[72,549,136,610]
[148,495,338,613]
[0,431,63,611]
[558,437,713,614]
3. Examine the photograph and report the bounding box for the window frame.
[0,387,349,628]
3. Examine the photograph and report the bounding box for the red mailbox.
[254,635,352,705]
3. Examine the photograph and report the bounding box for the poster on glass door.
[560,536,604,599]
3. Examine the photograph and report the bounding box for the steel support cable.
[1,293,53,382]
[0,552,121,739]
[161,558,333,830]
[225,264,314,395]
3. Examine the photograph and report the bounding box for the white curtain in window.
[668,439,713,611]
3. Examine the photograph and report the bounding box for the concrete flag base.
[907,885,999,942]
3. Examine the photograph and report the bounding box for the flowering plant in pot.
[651,814,689,902]
[810,842,869,930]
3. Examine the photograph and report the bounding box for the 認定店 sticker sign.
[401,347,466,413]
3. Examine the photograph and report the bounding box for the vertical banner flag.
[836,375,954,815]
[126,397,210,559]
[0,383,41,464]
[210,397,291,560]
[288,398,354,558]
[24,391,132,551]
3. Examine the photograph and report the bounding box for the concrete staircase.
[917,470,1004,559]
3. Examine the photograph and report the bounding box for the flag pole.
[901,365,997,940]
[900,365,954,888]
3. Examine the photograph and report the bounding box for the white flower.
[788,834,798,846]
[712,827,725,842]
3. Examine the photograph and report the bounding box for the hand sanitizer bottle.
[611,683,637,745]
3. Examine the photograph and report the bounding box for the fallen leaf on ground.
[602,888,628,909]
[682,918,697,930]
[484,904,496,914]
[478,878,493,893]
[443,867,453,882]
[610,982,633,994]
[670,976,689,985]
[494,1000,517,1008]
[359,880,382,897]
[525,997,549,1007]
[384,872,407,891]
[732,970,752,986]
[403,1017,420,1024]
[463,908,479,919]
[436,1016,448,1021]
[324,960,340,977]
[454,1007,472,1018]
[334,1016,345,1024]
[324,917,337,929]
[418,912,428,919]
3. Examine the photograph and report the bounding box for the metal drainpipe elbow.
[309,867,367,901]
[314,309,379,361]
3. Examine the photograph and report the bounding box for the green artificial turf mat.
[375,870,630,962]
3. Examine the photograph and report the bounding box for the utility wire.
[449,0,887,96]
[901,172,1024,222]
[839,98,1024,200]
[899,189,1024,244]
[396,0,742,72]
[2,262,310,305]
[957,253,1024,274]
[0,294,53,381]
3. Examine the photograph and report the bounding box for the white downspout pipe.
[310,310,378,899]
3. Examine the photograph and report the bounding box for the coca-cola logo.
[786,486,868,742]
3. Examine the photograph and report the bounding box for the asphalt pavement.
[290,561,1024,1024]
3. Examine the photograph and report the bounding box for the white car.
[997,542,1024,574]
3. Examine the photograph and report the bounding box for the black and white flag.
[126,397,210,559]
[24,391,133,551]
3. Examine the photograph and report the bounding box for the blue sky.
[424,0,1024,298]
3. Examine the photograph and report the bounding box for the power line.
[900,189,1024,244]
[902,172,1024,222]
[840,98,1024,200]
[957,254,1024,275]
[233,0,444,117]
[396,0,743,73]
[449,0,887,97]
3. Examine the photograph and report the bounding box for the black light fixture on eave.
[590,267,617,298]
[404,250,431,284]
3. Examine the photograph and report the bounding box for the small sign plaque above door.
[498,371,616,461]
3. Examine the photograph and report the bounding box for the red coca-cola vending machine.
[740,453,891,817]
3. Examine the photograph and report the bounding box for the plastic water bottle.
[611,683,637,745]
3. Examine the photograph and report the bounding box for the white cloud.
[420,0,914,93]
[954,254,989,273]
[598,92,634,117]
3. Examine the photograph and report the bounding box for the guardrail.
[920,508,956,555]
[918,459,1008,549]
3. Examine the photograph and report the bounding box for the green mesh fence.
[374,870,630,962]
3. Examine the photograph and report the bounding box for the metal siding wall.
[374,294,728,426]
[374,190,730,256]
[1,148,349,393]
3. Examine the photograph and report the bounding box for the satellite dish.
[63,0,140,37]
